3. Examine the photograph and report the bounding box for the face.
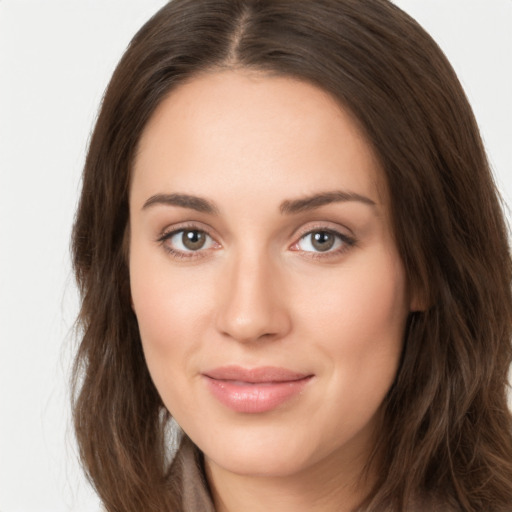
[129,70,414,480]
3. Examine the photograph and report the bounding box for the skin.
[129,70,417,512]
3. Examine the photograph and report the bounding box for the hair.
[71,1,512,510]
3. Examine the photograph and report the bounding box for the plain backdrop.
[0,1,511,511]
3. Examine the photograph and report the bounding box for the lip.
[202,366,313,413]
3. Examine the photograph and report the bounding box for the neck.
[204,446,376,512]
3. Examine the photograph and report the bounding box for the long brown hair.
[71,1,512,510]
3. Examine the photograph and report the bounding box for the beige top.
[165,436,447,512]
[170,435,216,512]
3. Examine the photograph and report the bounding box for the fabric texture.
[170,435,216,512]
[167,435,446,512]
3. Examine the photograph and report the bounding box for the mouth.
[202,365,314,413]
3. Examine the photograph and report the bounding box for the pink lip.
[202,366,313,413]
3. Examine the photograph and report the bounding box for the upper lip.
[203,365,312,383]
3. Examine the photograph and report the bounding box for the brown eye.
[311,231,335,252]
[182,230,206,250]
[294,228,354,255]
[161,228,217,255]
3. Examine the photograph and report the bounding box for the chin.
[195,422,329,478]
[210,446,313,478]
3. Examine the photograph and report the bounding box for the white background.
[0,1,511,511]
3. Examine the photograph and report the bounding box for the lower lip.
[203,376,313,413]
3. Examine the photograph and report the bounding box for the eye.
[158,228,218,257]
[174,230,210,251]
[292,229,355,255]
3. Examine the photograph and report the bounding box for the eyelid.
[292,221,354,240]
[157,222,221,259]
[156,220,356,260]
[289,222,357,258]
[157,221,218,241]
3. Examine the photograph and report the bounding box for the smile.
[202,366,314,413]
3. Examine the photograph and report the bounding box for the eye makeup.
[156,220,357,262]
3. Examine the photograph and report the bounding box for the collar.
[171,435,216,512]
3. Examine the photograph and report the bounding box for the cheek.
[296,251,408,390]
[129,243,214,393]
[130,233,213,331]
[285,252,408,455]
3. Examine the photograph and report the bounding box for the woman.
[71,0,512,510]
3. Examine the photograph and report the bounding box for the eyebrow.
[141,190,376,215]
[279,190,377,214]
[142,193,219,214]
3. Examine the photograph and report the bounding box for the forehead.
[131,70,385,211]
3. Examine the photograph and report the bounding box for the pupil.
[182,230,206,250]
[312,231,334,251]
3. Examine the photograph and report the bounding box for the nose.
[215,251,292,343]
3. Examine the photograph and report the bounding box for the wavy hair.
[71,1,512,510]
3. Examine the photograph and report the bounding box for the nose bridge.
[215,246,290,343]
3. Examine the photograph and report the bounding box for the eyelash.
[291,228,356,260]
[156,223,218,260]
[156,224,357,261]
